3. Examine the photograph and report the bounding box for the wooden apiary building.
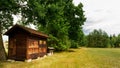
[4,24,48,61]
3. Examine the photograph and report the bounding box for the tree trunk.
[0,23,7,61]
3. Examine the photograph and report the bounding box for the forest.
[83,29,120,48]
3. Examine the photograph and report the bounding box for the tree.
[114,34,120,47]
[0,0,14,61]
[80,35,88,47]
[20,0,70,51]
[20,0,86,50]
[109,35,116,48]
[87,29,109,48]
[0,0,86,60]
[0,0,24,61]
[64,1,86,47]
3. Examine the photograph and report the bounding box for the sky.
[73,0,120,35]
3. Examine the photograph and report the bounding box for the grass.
[0,48,120,68]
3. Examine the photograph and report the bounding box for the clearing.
[0,48,120,68]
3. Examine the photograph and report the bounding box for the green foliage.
[87,29,109,48]
[20,0,86,50]
[0,0,18,32]
[65,2,86,43]
[109,35,115,48]
[48,34,71,51]
[63,1,86,48]
[114,34,120,47]
[0,0,22,61]
[84,30,120,48]
[80,35,88,47]
[0,0,26,32]
[108,34,120,48]
[70,40,79,48]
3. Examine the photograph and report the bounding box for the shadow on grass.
[54,47,83,53]
[67,50,75,52]
[54,49,76,53]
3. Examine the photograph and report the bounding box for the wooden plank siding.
[26,35,47,59]
[8,30,28,60]
[4,24,48,61]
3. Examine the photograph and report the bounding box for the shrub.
[48,34,71,51]
[70,40,79,48]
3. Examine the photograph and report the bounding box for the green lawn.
[0,48,120,68]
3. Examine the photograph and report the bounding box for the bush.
[70,40,79,48]
[48,34,71,51]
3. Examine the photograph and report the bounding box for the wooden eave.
[4,24,48,38]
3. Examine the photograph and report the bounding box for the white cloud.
[74,0,120,35]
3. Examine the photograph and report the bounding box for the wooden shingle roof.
[4,24,48,38]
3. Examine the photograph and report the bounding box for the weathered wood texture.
[5,24,48,61]
[26,36,47,59]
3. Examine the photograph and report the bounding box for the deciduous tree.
[0,0,23,61]
[20,0,86,50]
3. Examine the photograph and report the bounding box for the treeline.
[82,29,120,48]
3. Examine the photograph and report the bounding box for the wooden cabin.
[4,24,48,61]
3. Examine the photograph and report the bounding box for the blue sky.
[73,0,120,35]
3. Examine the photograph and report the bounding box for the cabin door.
[9,35,17,59]
[15,35,26,60]
[9,37,16,59]
[16,38,22,60]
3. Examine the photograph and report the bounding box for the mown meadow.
[0,48,120,68]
